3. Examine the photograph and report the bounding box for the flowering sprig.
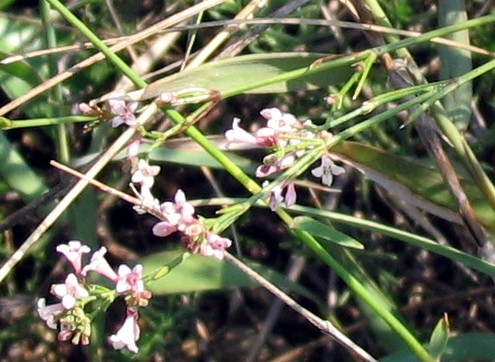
[127,158,233,260]
[225,108,345,210]
[37,241,151,353]
[150,189,232,260]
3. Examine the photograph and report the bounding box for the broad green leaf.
[148,146,256,172]
[332,141,495,230]
[139,249,315,299]
[128,52,353,100]
[0,131,48,201]
[291,216,364,249]
[0,52,44,90]
[0,17,50,117]
[428,314,450,360]
[0,16,39,53]
[381,333,495,362]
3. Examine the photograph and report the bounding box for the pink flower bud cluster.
[37,241,151,353]
[225,108,345,210]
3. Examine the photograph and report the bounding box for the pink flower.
[127,136,142,160]
[225,118,279,148]
[56,241,91,275]
[266,182,284,211]
[51,273,89,309]
[133,185,160,215]
[263,181,297,211]
[152,190,195,237]
[284,182,297,207]
[109,309,140,353]
[78,102,103,116]
[311,155,345,187]
[183,231,231,259]
[37,298,65,329]
[261,107,300,133]
[81,247,118,282]
[200,232,232,260]
[171,189,195,218]
[109,99,138,127]
[225,118,258,147]
[116,264,145,294]
[131,159,160,188]
[152,220,178,237]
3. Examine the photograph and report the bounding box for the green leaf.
[129,52,353,100]
[0,131,48,202]
[332,141,495,231]
[148,146,256,172]
[438,0,472,131]
[428,314,450,360]
[381,333,495,362]
[291,216,364,250]
[139,249,316,299]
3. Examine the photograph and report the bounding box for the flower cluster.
[127,158,232,260]
[37,241,151,353]
[151,189,232,260]
[225,108,345,209]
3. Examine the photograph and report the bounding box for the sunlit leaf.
[382,333,495,362]
[332,141,495,230]
[428,314,450,360]
[128,52,353,101]
[291,216,364,249]
[139,249,316,299]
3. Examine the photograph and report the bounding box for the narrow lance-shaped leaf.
[125,52,353,101]
[428,314,450,360]
[291,216,364,250]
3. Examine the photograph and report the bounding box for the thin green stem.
[0,116,97,129]
[45,0,147,89]
[364,0,495,220]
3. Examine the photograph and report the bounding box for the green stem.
[364,0,495,219]
[0,116,96,130]
[45,0,147,89]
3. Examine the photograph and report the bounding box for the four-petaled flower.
[116,264,145,294]
[50,273,89,309]
[152,189,195,237]
[56,241,91,276]
[264,181,298,211]
[311,155,345,187]
[131,159,160,189]
[202,232,232,260]
[109,99,138,127]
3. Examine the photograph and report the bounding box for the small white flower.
[131,159,160,188]
[225,118,258,147]
[109,309,140,353]
[311,156,345,187]
[81,247,118,281]
[50,273,89,309]
[37,298,65,329]
[56,241,91,275]
[109,99,138,127]
[116,264,145,294]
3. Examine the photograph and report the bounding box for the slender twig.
[0,0,226,116]
[2,17,492,66]
[223,252,377,362]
